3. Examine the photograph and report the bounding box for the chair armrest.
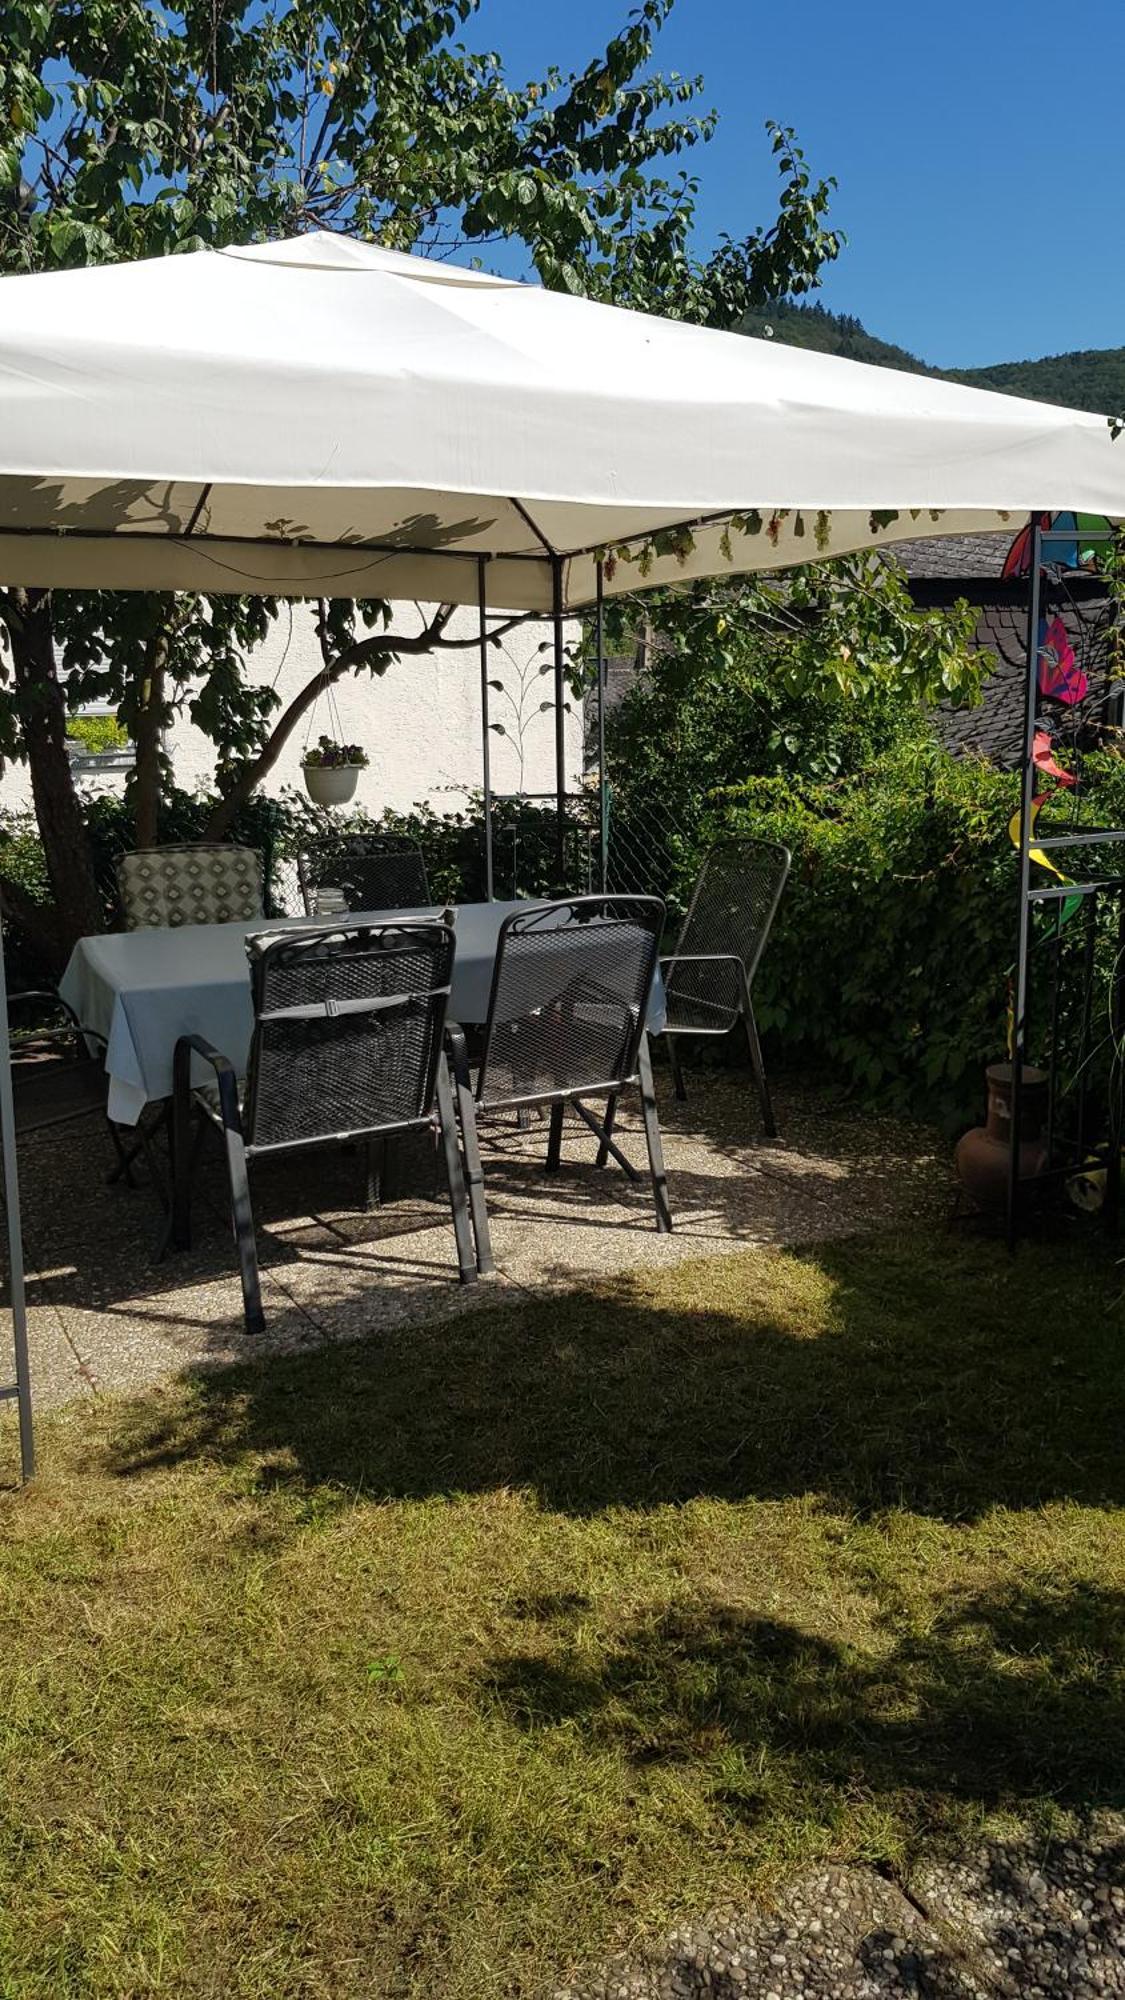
[444,1018,473,1088]
[659,954,750,1036]
[660,952,745,971]
[173,1032,237,1081]
[9,987,81,1019]
[8,988,107,1058]
[173,1034,242,1134]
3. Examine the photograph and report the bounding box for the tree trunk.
[8,591,106,965]
[132,627,168,849]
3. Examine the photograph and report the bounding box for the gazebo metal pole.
[596,559,608,893]
[0,926,34,1481]
[1007,514,1044,1248]
[551,554,567,884]
[477,557,494,901]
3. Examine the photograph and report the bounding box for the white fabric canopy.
[1,230,1123,611]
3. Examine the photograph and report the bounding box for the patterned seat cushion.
[119,845,264,930]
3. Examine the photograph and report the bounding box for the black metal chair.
[117,843,265,930]
[169,919,478,1333]
[4,984,151,1204]
[657,836,790,1136]
[8,989,110,1137]
[298,834,430,917]
[447,895,670,1268]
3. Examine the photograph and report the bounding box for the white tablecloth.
[60,902,666,1126]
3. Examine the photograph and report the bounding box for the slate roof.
[892,533,1116,769]
[893,531,1014,581]
[584,536,1118,776]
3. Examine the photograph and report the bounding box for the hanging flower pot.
[301,736,368,806]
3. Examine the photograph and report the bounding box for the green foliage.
[300,736,369,770]
[0,785,293,931]
[601,556,987,851]
[713,744,1014,1121]
[711,744,1125,1125]
[952,349,1125,418]
[273,787,585,906]
[739,297,927,374]
[64,714,130,756]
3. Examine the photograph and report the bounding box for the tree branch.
[201,602,460,837]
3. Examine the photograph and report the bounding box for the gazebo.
[2,230,1124,1477]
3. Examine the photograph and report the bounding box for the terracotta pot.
[954,1062,1049,1213]
[302,762,361,806]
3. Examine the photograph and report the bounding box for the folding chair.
[446,894,670,1272]
[298,835,430,917]
[658,837,790,1137]
[169,918,476,1333]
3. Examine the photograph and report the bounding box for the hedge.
[708,743,1125,1126]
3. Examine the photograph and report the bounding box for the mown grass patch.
[1,1231,1123,1997]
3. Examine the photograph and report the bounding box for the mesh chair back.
[477,896,663,1110]
[664,838,789,1031]
[242,920,454,1150]
[119,844,264,930]
[298,835,430,917]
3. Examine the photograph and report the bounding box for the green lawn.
[1,1232,1123,1998]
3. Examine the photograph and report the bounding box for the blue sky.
[463,0,1124,368]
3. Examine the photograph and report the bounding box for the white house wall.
[0,601,584,814]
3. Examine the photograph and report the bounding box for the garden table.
[60,902,666,1127]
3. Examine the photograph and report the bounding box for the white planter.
[302,762,362,806]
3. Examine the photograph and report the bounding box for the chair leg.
[573,1097,641,1181]
[170,1046,195,1252]
[106,1119,137,1187]
[137,1104,172,1212]
[447,1032,494,1276]
[364,1136,385,1212]
[739,970,776,1138]
[214,1069,264,1335]
[637,1036,672,1233]
[435,1059,478,1284]
[107,1101,169,1190]
[546,1101,564,1173]
[594,1092,619,1169]
[668,1037,688,1102]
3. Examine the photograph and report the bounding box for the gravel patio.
[14,1069,947,1410]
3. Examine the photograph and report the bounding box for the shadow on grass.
[101,1231,1125,1524]
[479,1583,1125,1833]
[480,1586,1125,1997]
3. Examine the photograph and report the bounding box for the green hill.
[738,298,1125,416]
[739,299,928,375]
[951,349,1125,415]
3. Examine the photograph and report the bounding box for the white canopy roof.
[0,230,1121,611]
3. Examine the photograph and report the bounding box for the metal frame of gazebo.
[1007,517,1125,1243]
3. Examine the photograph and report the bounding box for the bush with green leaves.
[64,715,130,757]
[706,740,1125,1127]
[600,556,986,854]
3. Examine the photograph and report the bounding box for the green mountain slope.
[738,299,1125,415]
[951,350,1125,415]
[739,300,927,375]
